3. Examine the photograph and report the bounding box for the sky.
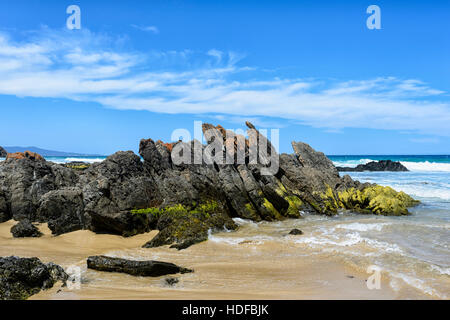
[0,0,449,155]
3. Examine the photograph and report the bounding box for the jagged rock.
[288,228,303,235]
[0,147,6,158]
[336,160,409,172]
[0,256,68,300]
[87,256,193,277]
[6,151,44,161]
[10,219,42,238]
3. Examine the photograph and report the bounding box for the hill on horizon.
[1,146,105,157]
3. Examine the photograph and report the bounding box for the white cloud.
[0,28,449,137]
[131,24,159,34]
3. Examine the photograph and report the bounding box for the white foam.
[389,185,450,201]
[400,161,450,172]
[51,157,105,164]
[294,231,403,254]
[336,222,389,232]
[389,272,448,299]
[429,264,450,276]
[332,159,373,168]
[332,159,450,172]
[208,234,276,245]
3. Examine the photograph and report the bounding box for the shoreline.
[0,220,421,300]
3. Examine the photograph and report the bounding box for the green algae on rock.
[142,201,237,250]
[316,185,420,216]
[339,186,420,216]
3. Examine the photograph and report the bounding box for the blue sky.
[0,0,449,155]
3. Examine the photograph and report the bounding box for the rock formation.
[336,160,408,172]
[0,256,68,300]
[0,147,6,158]
[0,122,419,249]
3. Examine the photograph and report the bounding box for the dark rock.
[0,147,6,158]
[0,157,78,221]
[37,187,85,235]
[89,210,150,237]
[87,256,193,277]
[0,256,68,300]
[164,277,179,286]
[10,219,42,238]
[80,151,158,232]
[288,228,303,235]
[0,189,10,222]
[336,160,408,172]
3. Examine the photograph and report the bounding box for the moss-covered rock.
[142,201,237,250]
[314,185,419,216]
[338,185,420,216]
[344,186,419,216]
[0,256,68,300]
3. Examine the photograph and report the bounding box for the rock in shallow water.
[0,256,68,300]
[87,256,193,277]
[288,228,303,235]
[10,219,43,238]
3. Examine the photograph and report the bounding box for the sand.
[0,220,417,300]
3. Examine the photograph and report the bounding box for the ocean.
[1,154,449,298]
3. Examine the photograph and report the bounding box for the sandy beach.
[0,220,431,300]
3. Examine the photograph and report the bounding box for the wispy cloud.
[410,137,440,144]
[131,24,159,34]
[0,28,449,137]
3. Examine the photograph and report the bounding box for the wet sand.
[0,220,427,300]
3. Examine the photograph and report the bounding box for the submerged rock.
[164,277,179,286]
[336,160,408,172]
[87,256,193,277]
[288,228,303,235]
[0,256,68,300]
[10,219,43,238]
[63,161,90,171]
